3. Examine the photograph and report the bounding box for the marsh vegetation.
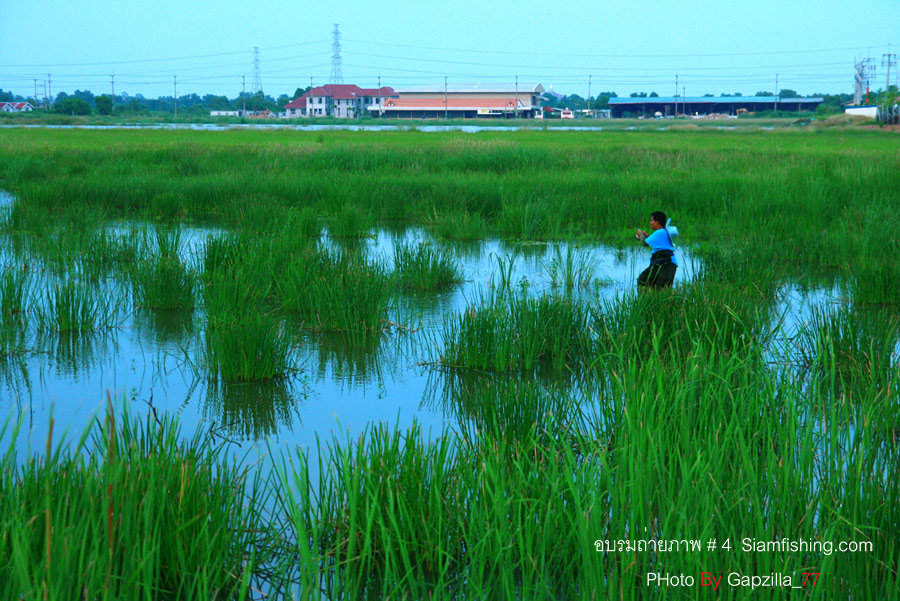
[0,127,897,599]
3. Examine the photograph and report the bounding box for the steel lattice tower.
[252,47,262,94]
[330,24,343,85]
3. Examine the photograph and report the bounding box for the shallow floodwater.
[0,190,850,465]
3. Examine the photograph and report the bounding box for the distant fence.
[877,106,900,125]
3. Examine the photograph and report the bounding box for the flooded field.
[0,128,897,599]
[1,204,709,453]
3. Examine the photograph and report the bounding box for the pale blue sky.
[1,0,897,100]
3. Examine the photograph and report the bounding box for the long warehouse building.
[608,96,823,118]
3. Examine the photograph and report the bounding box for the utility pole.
[377,75,382,117]
[33,79,38,108]
[774,74,779,113]
[588,75,592,117]
[884,53,897,109]
[111,75,115,110]
[683,87,686,116]
[515,75,519,119]
[674,74,678,116]
[48,74,52,109]
[444,76,448,120]
[242,76,246,115]
[174,75,178,118]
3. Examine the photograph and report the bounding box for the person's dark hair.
[651,211,667,225]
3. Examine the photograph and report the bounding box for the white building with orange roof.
[370,83,544,119]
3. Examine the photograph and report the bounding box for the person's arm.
[636,229,649,244]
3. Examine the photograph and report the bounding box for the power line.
[343,38,896,59]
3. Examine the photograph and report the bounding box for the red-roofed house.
[0,102,35,113]
[283,85,396,118]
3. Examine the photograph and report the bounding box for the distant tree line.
[1,85,894,117]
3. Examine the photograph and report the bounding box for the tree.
[703,93,714,97]
[778,89,800,98]
[649,91,659,97]
[592,91,616,110]
[72,89,95,104]
[95,95,113,115]
[754,91,775,97]
[247,91,267,112]
[54,97,91,115]
[630,92,648,98]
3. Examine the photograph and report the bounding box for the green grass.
[542,243,596,289]
[0,127,898,599]
[438,291,592,371]
[393,242,462,292]
[273,248,390,336]
[33,279,118,333]
[130,255,195,311]
[0,407,272,600]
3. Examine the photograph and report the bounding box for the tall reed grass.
[438,291,592,371]
[0,407,272,600]
[393,242,462,292]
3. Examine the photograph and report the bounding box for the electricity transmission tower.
[853,57,876,105]
[252,47,262,94]
[331,24,343,85]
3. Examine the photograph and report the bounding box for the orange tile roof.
[382,98,522,109]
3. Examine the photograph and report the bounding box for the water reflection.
[37,331,117,378]
[132,308,195,349]
[201,378,304,441]
[422,370,602,442]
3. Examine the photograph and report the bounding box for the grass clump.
[393,242,462,292]
[328,204,374,239]
[131,256,195,311]
[200,262,295,382]
[439,291,591,371]
[542,244,596,289]
[798,304,900,385]
[0,408,271,600]
[426,209,487,241]
[274,249,390,337]
[33,279,117,332]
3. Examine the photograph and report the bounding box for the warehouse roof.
[396,83,544,94]
[609,96,823,105]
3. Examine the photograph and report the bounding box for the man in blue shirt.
[635,211,678,289]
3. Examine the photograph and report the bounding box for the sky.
[1,0,897,101]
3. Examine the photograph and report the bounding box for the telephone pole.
[174,75,178,118]
[588,75,592,116]
[444,76,448,120]
[47,74,52,109]
[676,74,681,116]
[774,74,779,113]
[884,52,897,106]
[111,75,115,110]
[242,76,246,115]
[33,79,38,108]
[515,75,519,119]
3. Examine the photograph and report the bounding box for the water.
[0,191,868,464]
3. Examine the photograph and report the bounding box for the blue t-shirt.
[645,228,678,266]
